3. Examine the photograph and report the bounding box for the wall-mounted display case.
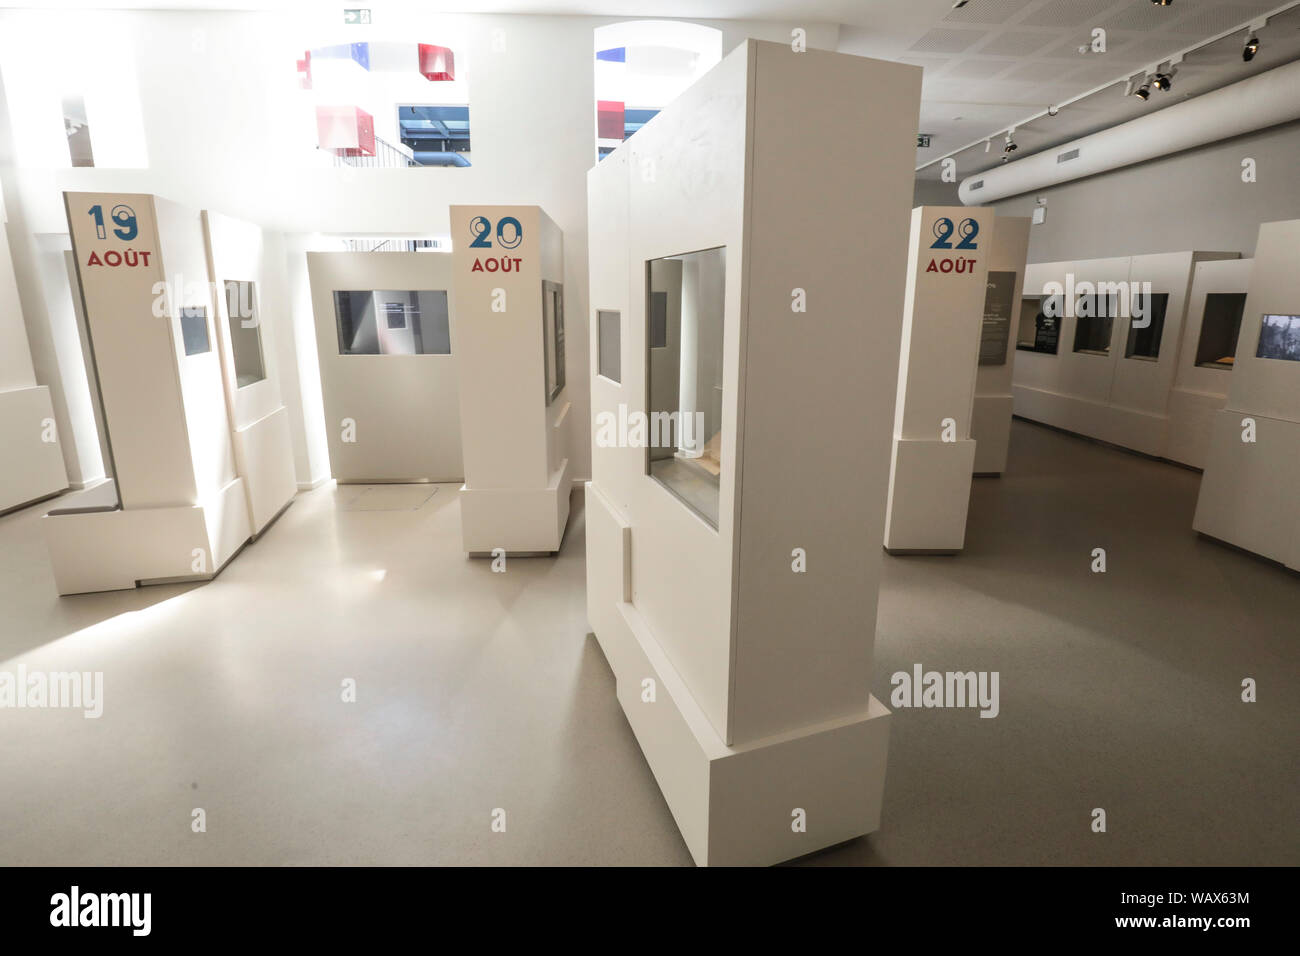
[1124,292,1170,361]
[1072,295,1115,355]
[1015,251,1240,462]
[1195,292,1247,368]
[586,40,919,866]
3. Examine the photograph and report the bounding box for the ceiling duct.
[958,57,1300,205]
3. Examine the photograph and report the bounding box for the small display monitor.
[1256,314,1300,362]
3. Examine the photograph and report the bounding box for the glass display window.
[645,246,725,529]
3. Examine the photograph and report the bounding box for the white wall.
[0,9,838,487]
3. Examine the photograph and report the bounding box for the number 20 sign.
[468,215,523,250]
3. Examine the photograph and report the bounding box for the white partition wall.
[1195,219,1300,571]
[0,182,68,513]
[883,205,994,552]
[202,210,297,534]
[307,251,463,483]
[44,192,252,594]
[449,205,571,554]
[1166,258,1253,469]
[1013,251,1237,458]
[971,216,1030,475]
[586,40,920,866]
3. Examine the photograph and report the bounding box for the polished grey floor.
[1,419,1296,866]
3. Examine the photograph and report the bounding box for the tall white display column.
[202,210,297,535]
[43,192,252,594]
[883,205,995,553]
[1194,219,1300,571]
[971,216,1031,476]
[587,40,921,866]
[0,180,68,513]
[450,205,571,555]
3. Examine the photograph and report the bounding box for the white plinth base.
[233,405,297,536]
[1193,410,1300,571]
[42,477,252,594]
[460,458,572,555]
[1165,387,1226,470]
[884,437,977,552]
[1012,384,1167,458]
[0,385,69,514]
[971,394,1013,475]
[585,483,890,866]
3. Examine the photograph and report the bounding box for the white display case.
[884,205,995,551]
[306,250,463,483]
[449,205,571,555]
[1195,219,1300,571]
[586,40,920,866]
[1013,251,1239,458]
[1166,258,1253,469]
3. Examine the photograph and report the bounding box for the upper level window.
[594,21,721,162]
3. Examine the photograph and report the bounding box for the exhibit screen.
[1256,314,1300,362]
[645,246,725,530]
[1196,293,1247,369]
[224,280,267,388]
[333,290,451,355]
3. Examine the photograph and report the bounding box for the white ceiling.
[6,0,1299,182]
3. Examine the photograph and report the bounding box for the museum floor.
[1,418,1296,866]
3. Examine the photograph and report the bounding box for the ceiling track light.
[1003,130,1018,154]
[1243,35,1260,61]
[1150,0,1173,7]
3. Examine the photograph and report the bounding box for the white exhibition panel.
[972,216,1031,475]
[449,204,571,554]
[587,40,920,865]
[1194,219,1300,571]
[1013,251,1238,458]
[46,191,252,594]
[306,251,463,483]
[1166,258,1253,469]
[0,180,68,512]
[884,204,994,552]
[201,209,296,534]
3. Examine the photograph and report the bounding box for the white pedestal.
[587,41,921,865]
[883,205,995,553]
[450,205,571,555]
